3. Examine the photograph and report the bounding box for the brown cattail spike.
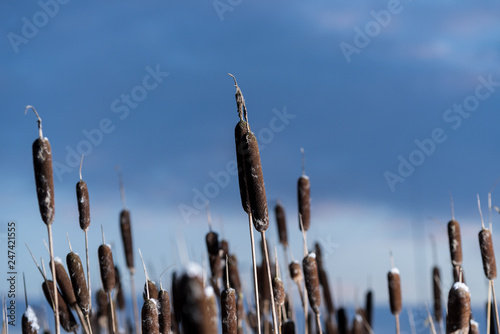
[115,267,125,310]
[143,280,159,301]
[388,267,402,316]
[432,266,442,322]
[298,148,311,231]
[446,281,470,333]
[478,194,497,280]
[50,259,77,307]
[275,201,288,247]
[142,299,160,334]
[26,106,55,226]
[447,219,463,267]
[66,252,90,316]
[42,280,78,333]
[98,243,116,293]
[22,306,40,334]
[303,252,321,315]
[76,156,90,231]
[158,288,171,334]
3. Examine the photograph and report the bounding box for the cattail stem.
[47,224,60,334]
[108,292,116,334]
[488,281,492,334]
[248,212,262,334]
[85,230,92,313]
[130,271,140,334]
[315,314,322,334]
[491,281,500,331]
[395,314,400,334]
[261,231,279,332]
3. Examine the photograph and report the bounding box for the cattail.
[205,286,219,333]
[98,244,116,293]
[42,281,78,333]
[220,240,230,258]
[173,263,211,333]
[143,280,159,301]
[479,228,497,280]
[365,290,373,327]
[298,148,310,231]
[120,210,134,271]
[273,277,285,308]
[235,119,251,214]
[158,289,171,334]
[142,299,160,334]
[275,201,288,246]
[446,281,471,333]
[96,289,109,317]
[351,312,363,334]
[50,259,76,308]
[303,253,321,315]
[76,176,90,231]
[432,267,442,323]
[470,320,479,334]
[206,229,222,282]
[282,320,296,334]
[388,268,402,316]
[319,269,335,317]
[448,220,463,267]
[289,261,302,283]
[66,252,90,316]
[337,308,347,334]
[27,106,55,226]
[22,306,39,334]
[171,271,182,328]
[115,267,125,310]
[22,273,39,334]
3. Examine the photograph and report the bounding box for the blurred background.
[2,0,500,332]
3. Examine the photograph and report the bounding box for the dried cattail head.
[66,252,90,315]
[50,258,76,307]
[98,244,116,293]
[448,219,463,266]
[351,312,363,334]
[314,242,323,270]
[246,310,258,332]
[142,299,160,334]
[319,268,335,316]
[281,320,296,334]
[171,271,182,328]
[205,286,218,333]
[220,240,229,258]
[76,179,90,231]
[96,289,108,317]
[337,308,348,334]
[115,266,125,310]
[158,289,171,334]
[469,320,479,334]
[42,280,78,333]
[432,266,442,322]
[298,175,311,231]
[143,280,159,301]
[365,290,373,327]
[479,228,497,280]
[173,263,211,333]
[257,264,270,306]
[243,130,269,232]
[273,277,285,307]
[27,107,55,226]
[303,252,321,315]
[289,261,302,283]
[22,306,40,334]
[120,209,134,270]
[387,268,402,316]
[446,282,471,333]
[235,119,251,214]
[275,201,288,246]
[206,232,222,280]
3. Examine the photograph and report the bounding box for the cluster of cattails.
[19,81,500,334]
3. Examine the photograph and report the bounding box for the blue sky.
[2,0,500,329]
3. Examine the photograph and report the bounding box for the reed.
[26,106,59,334]
[388,254,402,334]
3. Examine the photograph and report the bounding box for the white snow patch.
[390,268,400,275]
[185,262,203,278]
[453,282,469,293]
[24,306,40,331]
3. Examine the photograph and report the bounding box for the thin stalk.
[315,314,322,334]
[261,231,279,332]
[248,212,261,334]
[47,224,60,334]
[85,230,92,313]
[108,293,116,334]
[395,314,400,334]
[491,281,500,332]
[488,281,492,334]
[130,271,140,334]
